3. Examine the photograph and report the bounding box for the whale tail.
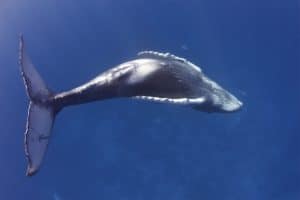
[19,35,59,176]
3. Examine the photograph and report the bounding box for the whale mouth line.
[133,95,206,105]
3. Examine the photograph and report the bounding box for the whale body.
[19,36,242,176]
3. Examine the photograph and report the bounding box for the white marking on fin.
[134,96,206,105]
[137,50,202,72]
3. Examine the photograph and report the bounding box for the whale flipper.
[137,50,202,73]
[19,35,57,176]
[137,51,186,61]
[134,96,206,105]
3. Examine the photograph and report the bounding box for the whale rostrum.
[19,35,243,176]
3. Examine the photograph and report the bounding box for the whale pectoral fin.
[133,96,206,106]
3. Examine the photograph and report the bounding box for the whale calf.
[19,35,242,176]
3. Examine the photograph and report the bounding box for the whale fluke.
[19,35,57,176]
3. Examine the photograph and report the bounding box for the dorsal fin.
[137,51,202,72]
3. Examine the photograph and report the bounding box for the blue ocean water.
[0,0,299,199]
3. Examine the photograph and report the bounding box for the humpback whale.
[19,35,242,176]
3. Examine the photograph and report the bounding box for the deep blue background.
[0,0,299,199]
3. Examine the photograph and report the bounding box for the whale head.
[126,51,243,113]
[193,75,243,113]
